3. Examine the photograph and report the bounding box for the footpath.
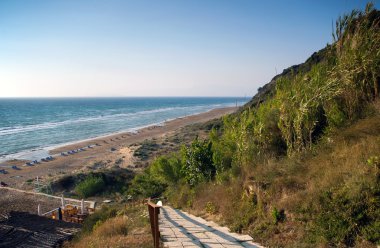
[159,206,263,248]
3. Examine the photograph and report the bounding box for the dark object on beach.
[25,162,33,166]
[0,169,8,174]
[0,181,8,187]
[11,165,20,170]
[61,152,66,156]
[110,147,116,152]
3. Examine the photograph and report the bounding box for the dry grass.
[69,230,151,248]
[67,205,152,248]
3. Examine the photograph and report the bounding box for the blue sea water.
[0,97,247,161]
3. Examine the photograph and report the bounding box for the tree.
[149,155,182,184]
[181,137,215,186]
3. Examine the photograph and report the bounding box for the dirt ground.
[0,188,62,217]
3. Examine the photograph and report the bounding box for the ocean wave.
[0,104,227,136]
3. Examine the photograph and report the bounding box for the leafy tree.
[149,155,183,184]
[181,137,215,186]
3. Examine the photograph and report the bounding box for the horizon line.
[0,96,251,99]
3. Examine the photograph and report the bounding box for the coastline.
[0,106,238,163]
[51,106,236,153]
[0,106,237,189]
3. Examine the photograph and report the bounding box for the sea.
[0,97,247,162]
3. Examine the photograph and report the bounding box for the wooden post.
[36,176,39,191]
[58,207,62,220]
[81,199,84,214]
[154,206,160,247]
[61,195,65,208]
[147,200,160,248]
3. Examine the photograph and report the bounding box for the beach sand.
[0,107,237,190]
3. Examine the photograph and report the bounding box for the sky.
[0,0,375,97]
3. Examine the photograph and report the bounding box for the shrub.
[271,207,285,224]
[149,155,183,184]
[181,137,215,186]
[367,155,379,169]
[81,205,118,234]
[128,173,166,198]
[75,175,105,198]
[315,181,380,246]
[205,201,218,214]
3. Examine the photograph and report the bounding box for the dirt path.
[159,206,263,248]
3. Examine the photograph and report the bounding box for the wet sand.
[0,107,237,189]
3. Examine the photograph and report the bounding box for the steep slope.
[243,46,330,110]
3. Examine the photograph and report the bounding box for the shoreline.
[49,106,237,153]
[0,106,238,163]
[0,106,238,189]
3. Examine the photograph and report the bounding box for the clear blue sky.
[0,0,375,97]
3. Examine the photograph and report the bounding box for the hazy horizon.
[0,96,248,98]
[0,0,374,97]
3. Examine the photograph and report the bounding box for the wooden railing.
[40,205,92,223]
[147,199,161,248]
[41,207,62,220]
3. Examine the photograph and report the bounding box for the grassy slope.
[241,46,329,112]
[182,102,380,247]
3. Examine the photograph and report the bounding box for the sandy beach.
[0,107,237,190]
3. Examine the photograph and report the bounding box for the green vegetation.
[50,168,134,198]
[75,175,105,198]
[181,137,215,186]
[126,4,380,247]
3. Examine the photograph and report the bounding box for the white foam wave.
[0,102,244,162]
[0,104,222,136]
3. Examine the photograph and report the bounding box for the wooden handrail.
[41,207,60,216]
[147,199,160,248]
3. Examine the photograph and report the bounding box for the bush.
[75,175,105,198]
[315,181,380,246]
[205,201,218,214]
[81,205,118,234]
[271,207,285,224]
[149,155,183,184]
[128,173,166,198]
[181,137,215,186]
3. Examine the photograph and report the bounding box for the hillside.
[243,46,329,111]
[71,3,380,248]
